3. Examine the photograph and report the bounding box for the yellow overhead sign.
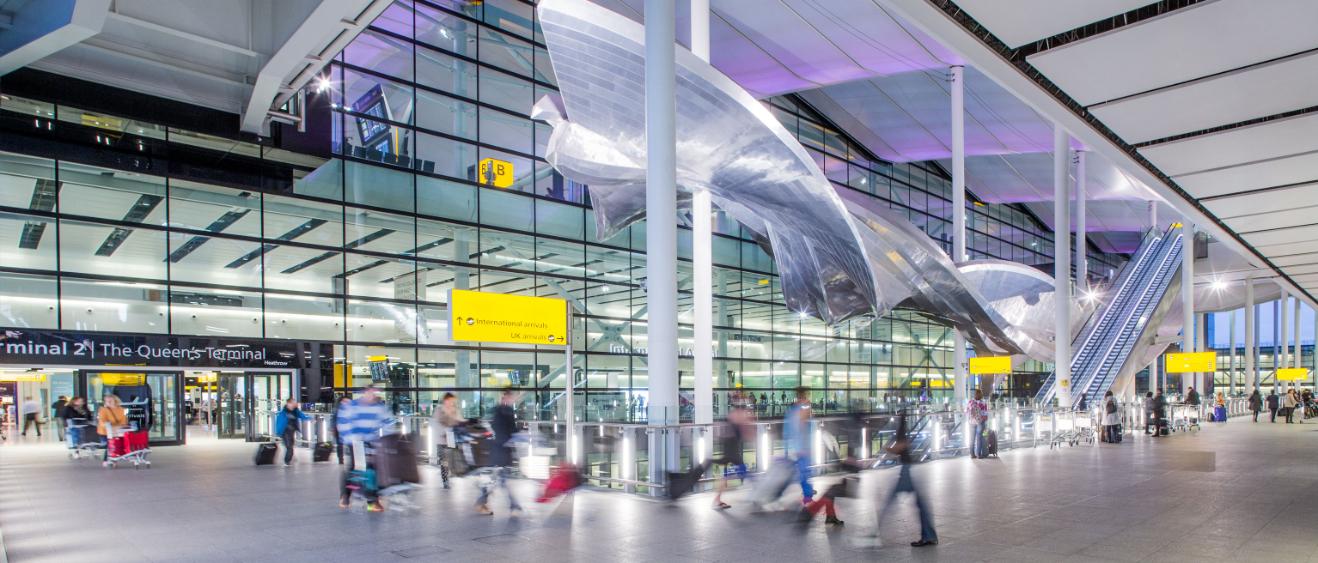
[1277,368,1309,381]
[969,356,1012,374]
[478,158,514,188]
[0,373,46,382]
[101,373,146,386]
[449,289,569,346]
[1164,352,1216,373]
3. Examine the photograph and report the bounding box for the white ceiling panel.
[955,0,1152,49]
[1027,0,1318,106]
[1270,253,1318,267]
[1222,204,1318,234]
[1174,150,1318,198]
[1139,113,1318,177]
[1243,225,1318,249]
[1089,51,1318,143]
[1202,182,1318,219]
[1284,263,1318,276]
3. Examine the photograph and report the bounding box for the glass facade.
[0,0,1127,422]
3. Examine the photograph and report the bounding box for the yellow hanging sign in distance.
[449,289,568,346]
[1277,368,1309,381]
[1164,352,1216,373]
[969,356,1012,374]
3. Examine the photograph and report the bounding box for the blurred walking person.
[1248,390,1262,422]
[863,409,937,548]
[476,390,522,515]
[713,397,751,509]
[783,386,815,505]
[337,386,394,512]
[1284,389,1298,423]
[1143,392,1156,435]
[965,389,988,458]
[432,392,461,488]
[20,397,41,437]
[331,396,351,464]
[1267,390,1279,423]
[275,398,310,465]
[51,396,67,441]
[1101,391,1119,442]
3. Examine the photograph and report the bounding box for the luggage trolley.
[66,418,104,460]
[103,424,151,469]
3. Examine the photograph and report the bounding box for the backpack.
[1105,400,1116,414]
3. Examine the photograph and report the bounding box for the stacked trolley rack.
[66,417,104,460]
[103,424,151,469]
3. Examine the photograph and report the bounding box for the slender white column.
[1148,201,1158,232]
[644,0,679,478]
[1280,286,1290,393]
[1053,124,1072,406]
[1196,312,1207,391]
[951,65,968,408]
[1245,280,1256,391]
[690,0,713,425]
[1075,151,1087,291]
[1181,222,1195,394]
[1294,296,1302,369]
[1229,309,1237,395]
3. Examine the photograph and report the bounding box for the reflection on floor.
[2,420,1317,562]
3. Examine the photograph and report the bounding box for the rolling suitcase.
[314,442,334,462]
[751,458,796,506]
[666,461,710,500]
[985,429,999,457]
[254,442,278,465]
[1213,405,1227,422]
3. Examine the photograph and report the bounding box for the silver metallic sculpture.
[534,0,1078,362]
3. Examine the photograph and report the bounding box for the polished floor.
[1,418,1316,562]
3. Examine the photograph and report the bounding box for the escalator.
[1035,227,1184,408]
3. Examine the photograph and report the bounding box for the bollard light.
[621,432,632,480]
[696,434,706,465]
[759,427,770,470]
[860,428,868,459]
[813,426,823,465]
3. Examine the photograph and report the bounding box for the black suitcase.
[666,461,710,500]
[254,442,278,465]
[313,442,334,462]
[985,429,999,457]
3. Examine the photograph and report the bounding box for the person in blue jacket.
[275,398,310,465]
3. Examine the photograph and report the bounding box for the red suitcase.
[108,436,127,458]
[125,431,149,453]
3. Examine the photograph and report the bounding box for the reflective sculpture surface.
[535,0,1077,362]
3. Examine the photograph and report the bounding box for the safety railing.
[276,397,1250,498]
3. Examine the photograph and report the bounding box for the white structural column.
[1181,222,1195,394]
[644,0,679,478]
[1245,280,1256,391]
[1196,312,1207,391]
[1280,286,1290,393]
[1294,297,1302,370]
[1228,309,1237,395]
[1053,124,1072,406]
[950,65,968,408]
[1148,201,1159,232]
[690,0,713,426]
[1074,151,1087,290]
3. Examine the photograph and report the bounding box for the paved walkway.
[2,420,1318,562]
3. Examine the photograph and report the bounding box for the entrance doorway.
[215,371,293,441]
[83,370,185,446]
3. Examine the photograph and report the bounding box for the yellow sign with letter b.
[478,158,514,188]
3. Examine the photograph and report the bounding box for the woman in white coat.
[1101,391,1121,443]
